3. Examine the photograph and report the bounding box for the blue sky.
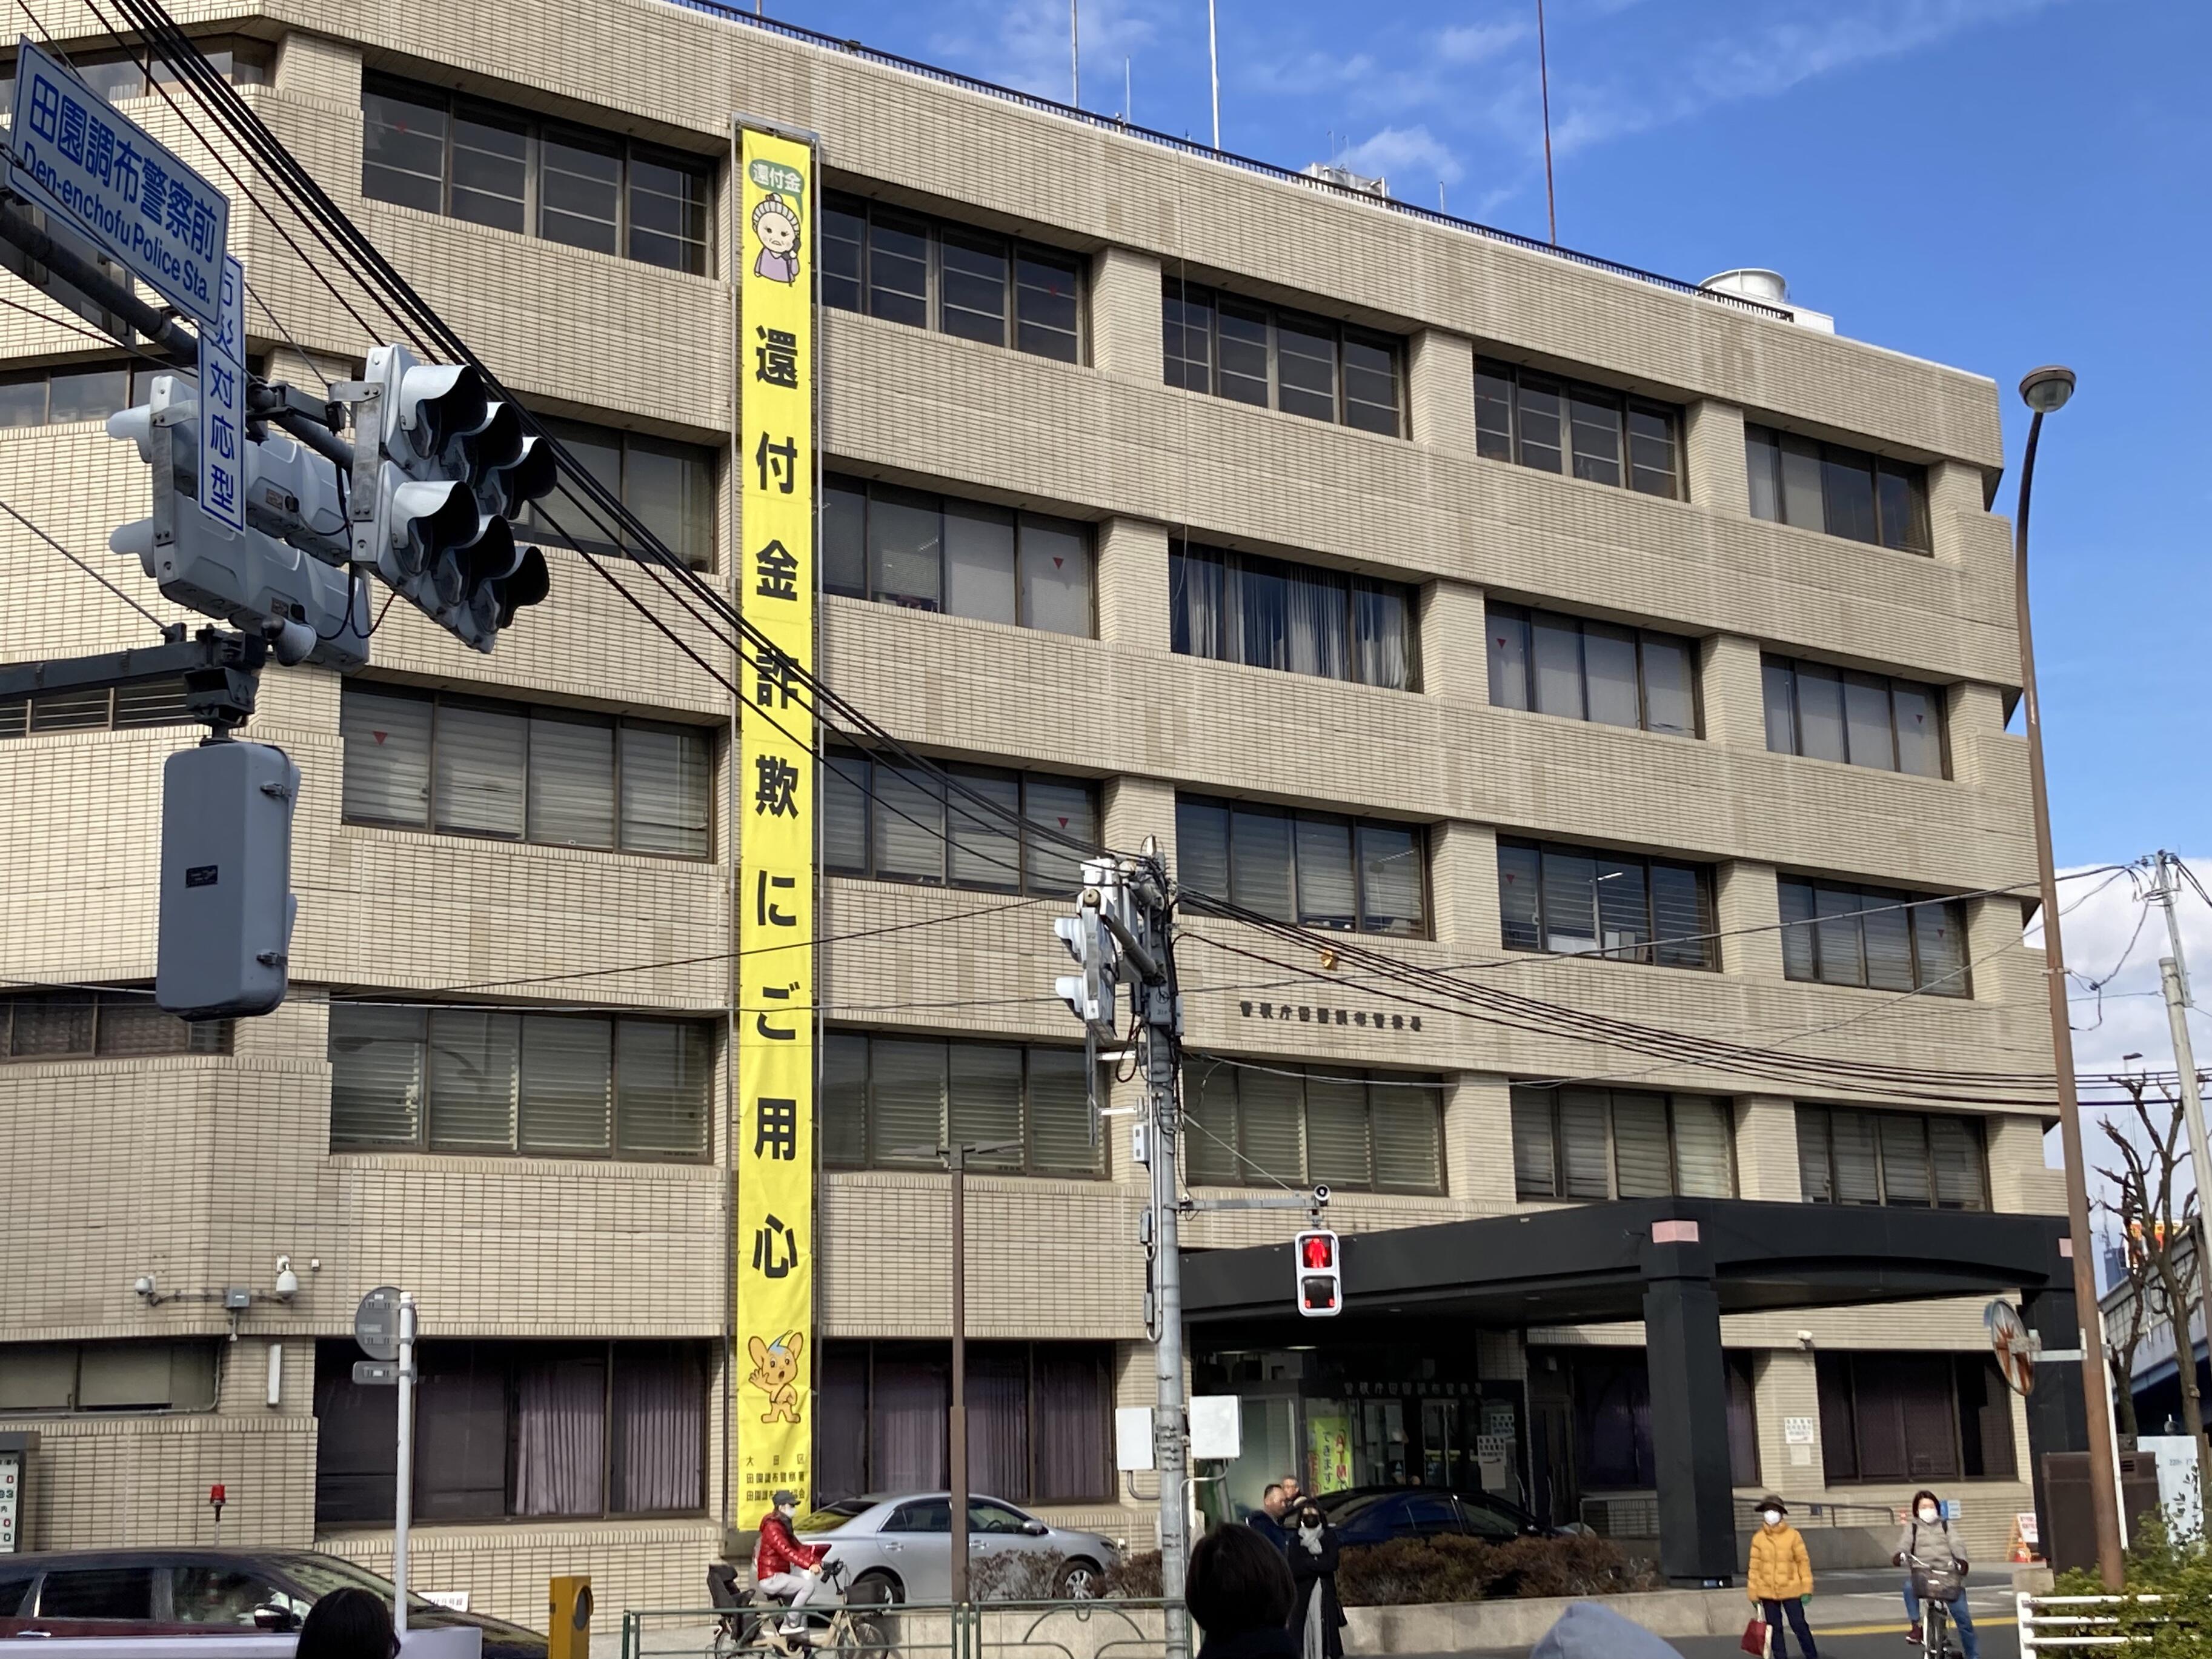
[787,0,2208,881]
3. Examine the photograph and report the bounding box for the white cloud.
[1437,19,1527,64]
[929,0,1164,102]
[1338,125,1466,188]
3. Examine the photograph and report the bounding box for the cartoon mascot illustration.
[752,193,801,284]
[749,1330,805,1425]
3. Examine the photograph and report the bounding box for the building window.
[1510,1085,1735,1200]
[823,1032,1101,1178]
[1816,1352,2016,1484]
[1484,603,1697,736]
[0,36,269,108]
[823,748,1094,897]
[339,683,712,859]
[1778,879,1969,996]
[824,474,1092,636]
[1163,279,1403,436]
[313,1339,707,1524]
[1762,656,1944,777]
[328,1005,712,1161]
[1496,841,1715,969]
[0,1340,219,1412]
[1170,543,1416,690]
[1796,1105,1988,1211]
[513,414,716,570]
[816,1341,1112,1504]
[1744,424,1930,553]
[1,991,229,1059]
[1184,1065,1444,1193]
[1474,362,1681,497]
[823,194,1083,364]
[0,357,205,430]
[361,76,711,275]
[1176,795,1427,937]
[0,676,198,739]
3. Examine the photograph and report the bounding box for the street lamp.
[2011,363,2124,1588]
[899,1139,1021,1605]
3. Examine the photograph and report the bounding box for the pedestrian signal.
[1294,1229,1341,1318]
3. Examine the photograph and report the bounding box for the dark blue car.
[1313,1485,1563,1547]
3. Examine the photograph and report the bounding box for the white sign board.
[2136,1435,2205,1546]
[198,255,245,531]
[419,1592,471,1613]
[0,1448,19,1552]
[7,36,228,327]
[1783,1416,1817,1446]
[1115,1406,1155,1472]
[1190,1395,1241,1461]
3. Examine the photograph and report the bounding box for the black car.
[1312,1485,1564,1547]
[0,1549,548,1658]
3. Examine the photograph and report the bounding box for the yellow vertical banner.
[736,125,815,1522]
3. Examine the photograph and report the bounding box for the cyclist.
[754,1489,832,1642]
[1894,1489,1976,1656]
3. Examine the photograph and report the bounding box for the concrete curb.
[1346,1587,1753,1654]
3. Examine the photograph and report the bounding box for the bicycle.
[1905,1552,1965,1658]
[708,1559,889,1659]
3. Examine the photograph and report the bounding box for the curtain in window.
[1033,1349,1108,1501]
[1862,894,1916,992]
[1370,1086,1443,1191]
[1878,1115,1932,1205]
[1183,1062,1241,1184]
[823,754,869,873]
[870,487,942,609]
[1814,887,1868,986]
[1303,1076,1370,1189]
[1930,1117,1984,1209]
[619,723,709,857]
[1761,660,1797,753]
[1914,903,1967,994]
[1238,1069,1306,1185]
[1175,800,1231,899]
[874,765,946,882]
[1650,865,1709,968]
[614,1021,709,1158]
[428,1011,519,1149]
[1026,1046,1098,1175]
[1023,778,1091,894]
[331,1006,427,1145]
[1238,558,1288,670]
[949,1044,1023,1169]
[1540,851,1599,954]
[1018,517,1092,637]
[1842,673,1895,768]
[968,1347,1029,1501]
[871,1349,949,1490]
[612,1344,703,1513]
[1796,1108,1833,1202]
[816,1345,869,1501]
[1793,665,1847,762]
[823,480,867,595]
[1830,1110,1882,1203]
[1294,818,1357,929]
[1530,615,1583,717]
[528,711,617,848]
[1558,1089,1611,1198]
[433,701,527,838]
[1171,548,1228,661]
[1351,583,1409,689]
[515,1353,606,1516]
[1893,684,1942,777]
[1727,1357,1760,1487]
[947,771,1020,891]
[871,1040,946,1166]
[1229,807,1295,921]
[1283,567,1347,680]
[1639,636,1695,736]
[1358,825,1424,936]
[944,502,1017,625]
[342,689,433,825]
[519,1016,611,1154]
[1581,624,1639,726]
[822,1034,869,1169]
[1595,859,1651,960]
[1610,1092,1673,1197]
[626,436,714,567]
[1498,844,1542,951]
[1671,1097,1734,1197]
[1511,1090,1556,1197]
[1779,433,1824,530]
[1778,882,1818,980]
[1486,607,1530,710]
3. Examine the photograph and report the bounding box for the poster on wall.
[1308,1415,1353,1495]
[735,121,818,1522]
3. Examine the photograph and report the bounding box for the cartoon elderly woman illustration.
[752,193,801,284]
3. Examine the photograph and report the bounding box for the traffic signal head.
[1294,1229,1342,1318]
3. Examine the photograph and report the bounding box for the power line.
[0,493,167,632]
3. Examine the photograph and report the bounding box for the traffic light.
[1294,1229,1342,1318]
[345,344,553,653]
[1053,858,1124,1038]
[156,737,299,1019]
[107,373,369,669]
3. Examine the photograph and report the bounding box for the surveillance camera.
[1312,1184,1331,1205]
[1796,1331,1815,1351]
[274,1255,299,1300]
[133,1274,156,1299]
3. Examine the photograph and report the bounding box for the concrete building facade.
[0,0,2065,1621]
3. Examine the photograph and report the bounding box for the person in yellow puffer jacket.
[1745,1495,1818,1657]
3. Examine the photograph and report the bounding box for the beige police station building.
[0,0,2071,1621]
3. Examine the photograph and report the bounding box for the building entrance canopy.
[1180,1198,2085,1584]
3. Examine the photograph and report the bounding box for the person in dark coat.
[1286,1501,1347,1659]
[1187,1522,1298,1659]
[1247,1483,1291,1553]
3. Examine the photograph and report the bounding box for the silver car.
[794,1493,1121,1603]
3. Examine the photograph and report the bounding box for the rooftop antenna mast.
[1536,0,1558,242]
[1207,0,1220,146]
[1071,0,1080,105]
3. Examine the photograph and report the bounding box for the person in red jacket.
[754,1489,829,1638]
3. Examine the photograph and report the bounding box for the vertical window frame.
[1743,424,1930,554]
[1483,603,1702,737]
[1158,277,1404,436]
[1508,1085,1738,1200]
[1473,361,1682,499]
[1761,656,1948,779]
[1776,879,1971,997]
[1176,793,1429,939]
[822,1032,1106,1179]
[1495,839,1716,971]
[1167,541,1418,691]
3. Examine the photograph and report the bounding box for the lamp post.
[2013,364,2124,1588]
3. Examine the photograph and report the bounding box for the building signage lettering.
[1237,999,1420,1032]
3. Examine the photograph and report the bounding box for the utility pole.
[2149,851,2212,1391]
[394,1291,417,1635]
[1054,843,1184,1646]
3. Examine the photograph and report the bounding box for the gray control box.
[156,740,299,1019]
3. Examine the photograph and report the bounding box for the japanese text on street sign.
[736,124,816,1521]
[7,37,228,327]
[198,256,245,531]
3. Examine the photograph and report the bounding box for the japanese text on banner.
[736,125,815,1523]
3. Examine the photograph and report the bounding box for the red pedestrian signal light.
[1294,1229,1341,1318]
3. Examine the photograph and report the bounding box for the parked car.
[0,1549,548,1658]
[792,1494,1121,1603]
[1312,1485,1566,1547]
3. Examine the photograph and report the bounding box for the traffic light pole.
[1144,994,1189,1654]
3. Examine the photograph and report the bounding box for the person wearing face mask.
[1286,1502,1346,1659]
[1895,1491,1976,1656]
[753,1489,831,1641]
[1744,1497,1817,1658]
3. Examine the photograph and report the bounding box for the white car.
[794,1494,1120,1603]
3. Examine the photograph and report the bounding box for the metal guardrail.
[656,0,1795,325]
[2016,1591,2174,1650]
[622,1599,1187,1659]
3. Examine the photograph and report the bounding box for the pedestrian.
[1248,1483,1290,1553]
[1286,1501,1346,1659]
[1280,1473,1304,1508]
[296,1589,398,1659]
[1744,1496,1817,1659]
[1896,1490,1977,1658]
[1186,1521,1299,1659]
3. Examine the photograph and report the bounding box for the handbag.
[1740,1614,1769,1655]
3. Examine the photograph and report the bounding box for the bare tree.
[2099,1077,2212,1498]
[2101,1195,2154,1441]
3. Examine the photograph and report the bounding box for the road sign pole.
[395,1291,416,1635]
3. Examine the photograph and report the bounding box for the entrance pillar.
[1642,1223,1738,1584]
